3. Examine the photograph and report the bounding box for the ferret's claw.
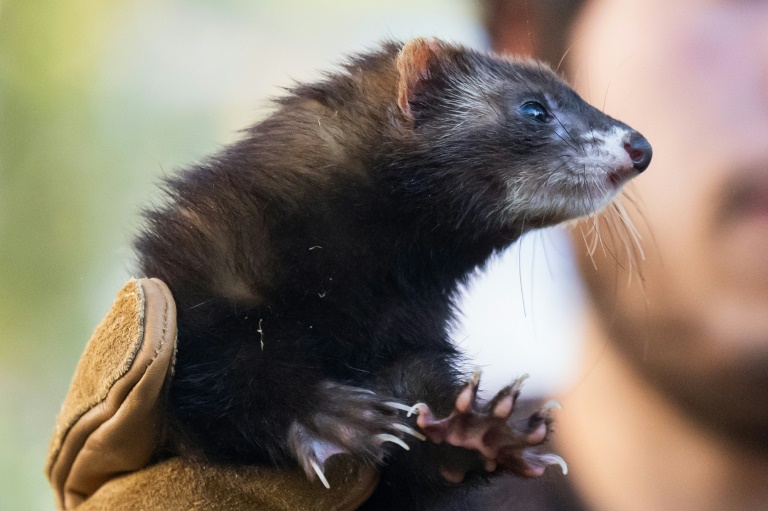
[407,402,428,418]
[383,401,413,413]
[539,453,568,475]
[310,459,331,489]
[375,433,410,451]
[542,400,563,411]
[512,373,530,391]
[391,423,426,441]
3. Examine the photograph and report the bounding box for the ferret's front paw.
[410,371,566,483]
[288,381,424,488]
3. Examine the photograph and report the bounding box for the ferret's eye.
[520,101,549,122]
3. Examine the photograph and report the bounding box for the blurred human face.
[569,0,768,446]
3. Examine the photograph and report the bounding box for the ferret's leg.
[411,371,566,482]
[358,351,480,509]
[361,354,564,510]
[287,381,421,488]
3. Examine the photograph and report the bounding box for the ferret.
[135,38,651,510]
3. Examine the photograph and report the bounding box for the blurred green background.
[0,0,481,508]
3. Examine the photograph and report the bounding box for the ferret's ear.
[396,38,445,120]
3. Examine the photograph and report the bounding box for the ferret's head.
[391,38,651,233]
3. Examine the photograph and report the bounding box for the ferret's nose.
[625,133,652,172]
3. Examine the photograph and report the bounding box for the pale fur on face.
[502,125,635,225]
